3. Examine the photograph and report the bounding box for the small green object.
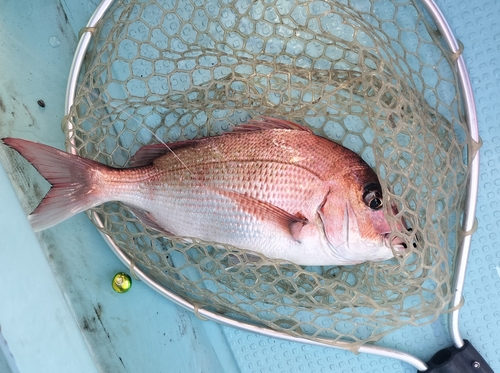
[112,272,132,293]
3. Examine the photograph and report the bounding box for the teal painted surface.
[0,0,238,372]
[0,330,16,373]
[0,163,98,373]
[0,0,499,372]
[0,351,14,373]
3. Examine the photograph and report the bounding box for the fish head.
[319,164,407,264]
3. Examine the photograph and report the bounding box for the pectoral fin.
[215,188,308,241]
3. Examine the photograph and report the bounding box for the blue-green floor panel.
[0,0,499,372]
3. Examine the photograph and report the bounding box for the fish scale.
[147,130,337,210]
[158,160,323,214]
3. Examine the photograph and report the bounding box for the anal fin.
[128,207,174,236]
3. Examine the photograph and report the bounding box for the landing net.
[65,0,472,345]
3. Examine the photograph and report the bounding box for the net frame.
[62,0,479,369]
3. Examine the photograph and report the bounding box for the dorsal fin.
[130,116,310,167]
[129,139,202,167]
[231,116,312,134]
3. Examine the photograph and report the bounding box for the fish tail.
[2,138,111,232]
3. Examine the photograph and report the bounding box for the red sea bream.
[2,117,404,265]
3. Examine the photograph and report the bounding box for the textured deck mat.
[220,0,500,371]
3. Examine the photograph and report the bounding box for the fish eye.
[363,183,383,210]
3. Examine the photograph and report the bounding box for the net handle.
[62,0,479,370]
[419,0,480,351]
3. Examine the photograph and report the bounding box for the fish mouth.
[383,233,411,253]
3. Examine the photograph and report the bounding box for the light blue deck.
[0,0,499,372]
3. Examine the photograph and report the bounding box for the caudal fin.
[2,138,111,232]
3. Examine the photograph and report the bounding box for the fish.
[2,116,405,266]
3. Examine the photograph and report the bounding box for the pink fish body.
[3,117,400,265]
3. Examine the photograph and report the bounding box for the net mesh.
[66,0,471,345]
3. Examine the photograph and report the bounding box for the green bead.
[112,272,132,293]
